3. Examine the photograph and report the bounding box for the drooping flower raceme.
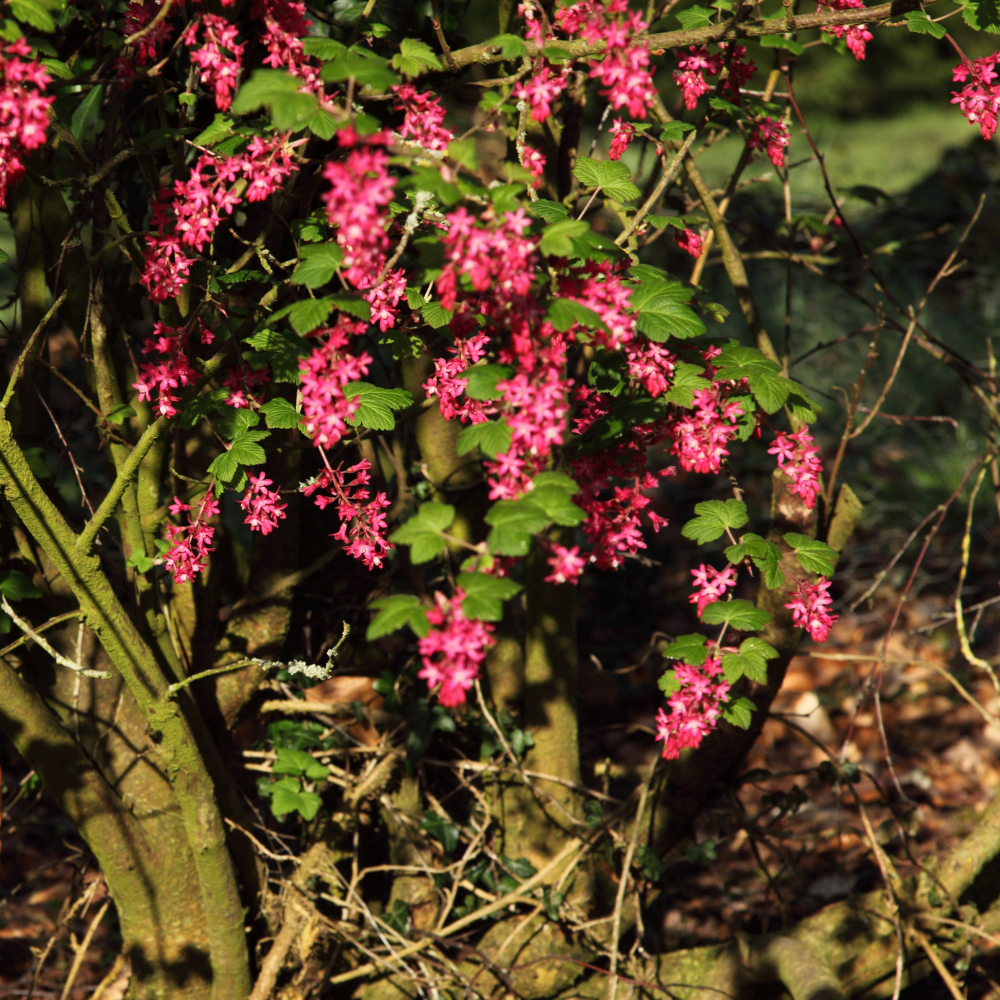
[0,39,53,207]
[952,52,1000,140]
[768,427,823,509]
[747,117,791,169]
[240,471,288,535]
[164,492,220,585]
[689,564,738,615]
[785,578,839,642]
[418,589,496,707]
[656,654,732,760]
[817,0,873,59]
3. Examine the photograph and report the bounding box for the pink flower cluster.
[0,39,53,208]
[608,119,635,161]
[140,234,193,304]
[673,43,755,110]
[674,227,703,258]
[952,52,1000,140]
[240,470,287,535]
[164,491,220,584]
[670,384,743,475]
[423,333,492,424]
[545,543,587,584]
[689,563,737,615]
[521,144,546,187]
[359,263,407,333]
[747,117,790,169]
[302,460,393,569]
[132,323,198,418]
[222,364,270,410]
[785,577,838,642]
[556,0,657,118]
[393,83,454,152]
[515,65,569,122]
[417,589,496,707]
[299,320,372,449]
[768,427,823,509]
[118,0,174,76]
[817,0,872,60]
[322,133,396,286]
[253,0,314,80]
[656,653,732,760]
[183,13,245,111]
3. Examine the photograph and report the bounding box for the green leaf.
[962,0,1000,32]
[421,811,459,853]
[724,531,770,564]
[126,549,156,575]
[630,283,705,342]
[193,113,234,147]
[660,121,695,142]
[274,747,330,781]
[531,471,579,494]
[301,37,347,60]
[757,545,786,589]
[759,33,806,53]
[485,499,551,556]
[306,108,340,139]
[681,500,748,544]
[677,5,713,28]
[322,47,399,90]
[286,298,335,335]
[40,57,71,78]
[530,199,569,222]
[540,43,573,62]
[231,69,302,115]
[664,362,712,407]
[0,570,41,600]
[291,243,343,289]
[213,407,260,440]
[421,301,453,328]
[539,219,591,257]
[345,382,413,431]
[367,594,431,640]
[700,599,771,631]
[658,668,680,696]
[664,634,709,666]
[10,0,53,31]
[392,38,443,77]
[390,501,456,563]
[246,328,311,383]
[458,572,522,621]
[462,363,513,401]
[330,294,372,322]
[260,397,302,430]
[180,387,230,428]
[206,428,269,483]
[720,637,778,684]
[722,696,756,730]
[546,298,609,333]
[482,32,528,58]
[456,418,512,458]
[784,533,837,576]
[709,96,743,118]
[269,777,322,820]
[521,485,584,527]
[713,345,808,414]
[572,157,640,203]
[70,85,103,144]
[105,402,136,425]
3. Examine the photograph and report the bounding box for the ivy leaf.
[390,501,456,563]
[345,383,413,432]
[681,500,749,544]
[456,418,512,458]
[274,747,330,782]
[720,637,778,684]
[784,533,837,576]
[392,38,443,77]
[206,429,269,483]
[722,696,756,730]
[539,219,591,257]
[421,811,459,854]
[0,570,41,601]
[291,243,343,289]
[485,499,551,556]
[269,777,323,821]
[461,363,513,400]
[664,634,709,666]
[260,397,302,430]
[700,599,771,631]
[530,199,569,222]
[367,594,431,640]
[458,572,522,621]
[572,157,640,203]
[664,362,712,407]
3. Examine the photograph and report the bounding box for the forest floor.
[1,586,998,999]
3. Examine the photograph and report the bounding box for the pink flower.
[785,577,838,642]
[417,589,495,706]
[767,427,823,509]
[240,469,288,535]
[669,385,742,475]
[521,144,546,187]
[951,52,1000,140]
[747,117,790,169]
[0,39,54,207]
[816,0,872,59]
[132,322,198,417]
[393,82,454,151]
[514,66,569,122]
[674,227,703,258]
[163,491,220,584]
[608,119,635,161]
[423,333,492,424]
[183,13,245,111]
[545,544,587,584]
[656,654,731,760]
[689,564,738,615]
